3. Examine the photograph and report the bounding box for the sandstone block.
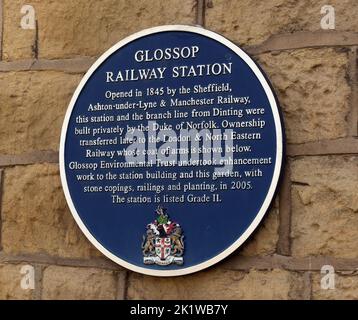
[206,0,358,46]
[257,49,350,144]
[291,156,358,258]
[0,71,82,155]
[42,265,119,300]
[240,197,279,256]
[3,0,196,60]
[128,268,304,299]
[2,1,36,60]
[1,164,101,258]
[312,272,358,300]
[0,264,34,300]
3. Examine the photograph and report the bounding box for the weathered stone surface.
[128,268,304,299]
[312,272,358,300]
[257,48,350,144]
[206,0,358,46]
[1,164,101,258]
[42,266,118,300]
[2,1,36,60]
[240,197,279,256]
[3,0,196,60]
[0,71,82,155]
[291,156,358,258]
[0,264,33,299]
[0,0,356,302]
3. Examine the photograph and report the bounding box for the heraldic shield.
[142,205,184,266]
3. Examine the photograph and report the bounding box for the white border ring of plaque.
[60,25,284,277]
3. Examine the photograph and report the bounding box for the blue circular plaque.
[60,25,284,276]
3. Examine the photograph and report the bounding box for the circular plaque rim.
[59,25,284,277]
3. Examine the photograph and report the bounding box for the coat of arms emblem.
[142,205,184,266]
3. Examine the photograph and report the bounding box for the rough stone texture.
[1,164,101,258]
[312,272,358,300]
[0,0,356,302]
[0,72,82,155]
[240,197,279,256]
[128,268,304,299]
[206,0,358,46]
[257,48,350,144]
[291,156,358,258]
[0,264,33,299]
[2,1,36,60]
[42,266,118,299]
[3,0,196,61]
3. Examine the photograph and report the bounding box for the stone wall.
[0,0,357,300]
